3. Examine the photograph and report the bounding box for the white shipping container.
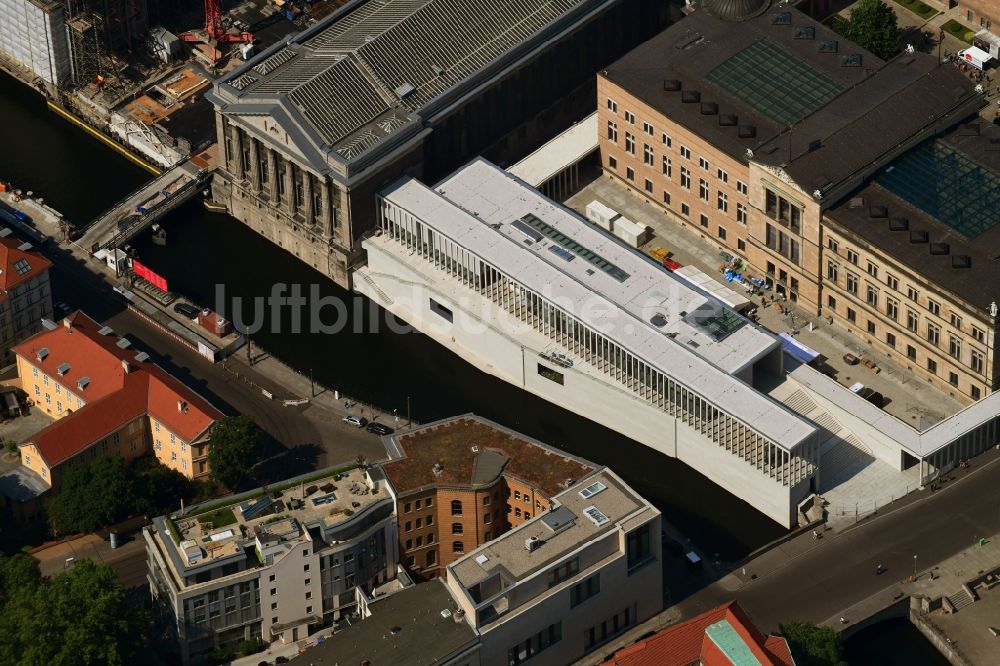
[612,215,648,247]
[585,200,619,231]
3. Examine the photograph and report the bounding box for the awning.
[779,332,819,364]
[959,45,993,70]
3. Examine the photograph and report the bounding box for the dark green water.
[844,618,950,666]
[0,71,787,559]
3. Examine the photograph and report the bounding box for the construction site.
[0,0,351,169]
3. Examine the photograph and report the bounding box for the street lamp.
[913,554,918,580]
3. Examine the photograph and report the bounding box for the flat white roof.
[507,112,598,186]
[381,159,815,450]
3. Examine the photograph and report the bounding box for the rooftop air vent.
[869,205,888,218]
[738,125,756,138]
[952,254,972,268]
[36,347,49,362]
[841,54,862,67]
[663,79,681,91]
[134,352,149,362]
[432,463,444,476]
[0,228,11,238]
[471,445,480,453]
[889,216,909,231]
[848,197,865,209]
[930,242,950,255]
[794,26,815,39]
[394,82,415,99]
[116,338,131,349]
[681,90,701,103]
[700,102,718,115]
[77,376,90,390]
[771,11,791,25]
[719,113,738,126]
[177,400,188,413]
[98,326,113,335]
[819,40,838,53]
[524,536,541,552]
[650,313,667,327]
[56,362,70,375]
[431,64,445,77]
[17,242,32,251]
[910,230,929,243]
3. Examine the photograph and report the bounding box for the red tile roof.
[0,236,51,299]
[14,311,223,467]
[600,601,795,666]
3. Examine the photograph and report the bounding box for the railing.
[102,176,205,250]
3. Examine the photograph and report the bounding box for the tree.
[5,439,18,456]
[208,415,265,490]
[844,0,899,60]
[46,456,135,535]
[780,621,848,666]
[131,457,194,517]
[0,558,147,666]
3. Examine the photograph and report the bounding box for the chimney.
[121,359,131,374]
[63,318,72,331]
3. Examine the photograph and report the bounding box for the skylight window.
[583,506,609,526]
[13,259,30,275]
[579,481,607,500]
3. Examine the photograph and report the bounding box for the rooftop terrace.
[383,415,597,496]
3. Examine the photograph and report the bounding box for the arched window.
[451,500,462,516]
[452,523,463,535]
[452,541,464,554]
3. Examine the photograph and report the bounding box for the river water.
[0,71,786,559]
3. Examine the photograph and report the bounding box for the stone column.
[248,138,261,192]
[302,171,314,226]
[319,181,333,237]
[283,159,296,216]
[266,149,277,200]
[230,125,244,180]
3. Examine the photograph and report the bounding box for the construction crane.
[180,0,254,56]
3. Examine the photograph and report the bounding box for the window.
[507,622,562,666]
[606,98,617,112]
[718,226,727,240]
[972,326,986,344]
[452,541,464,553]
[867,262,878,278]
[426,497,432,507]
[643,144,653,166]
[950,313,962,329]
[736,203,747,224]
[949,336,961,359]
[662,191,671,205]
[547,558,580,588]
[681,203,689,217]
[662,156,671,177]
[717,168,729,183]
[886,332,896,348]
[644,178,653,193]
[847,308,856,323]
[907,345,917,361]
[867,320,876,335]
[429,298,453,322]
[624,132,635,154]
[866,285,878,307]
[570,574,601,607]
[698,157,709,170]
[416,536,423,546]
[737,180,748,195]
[827,295,837,310]
[415,499,422,509]
[886,298,898,321]
[846,272,858,295]
[416,517,422,528]
[827,261,838,282]
[405,539,413,549]
[624,110,635,123]
[452,522,463,535]
[700,214,709,228]
[927,323,940,347]
[585,609,632,649]
[765,223,800,264]
[846,249,859,265]
[483,512,492,524]
[608,155,617,169]
[927,358,937,374]
[538,363,564,384]
[971,349,984,374]
[828,238,839,253]
[515,507,521,517]
[680,167,691,189]
[887,274,898,290]
[626,524,652,571]
[928,299,940,316]
[662,132,672,147]
[717,191,728,212]
[699,179,709,201]
[907,286,919,301]
[483,495,491,506]
[949,372,959,387]
[405,521,412,532]
[514,490,521,500]
[972,386,982,400]
[642,121,653,135]
[606,120,618,142]
[907,310,919,332]
[680,145,691,159]
[451,500,462,516]
[626,166,635,182]
[427,550,436,566]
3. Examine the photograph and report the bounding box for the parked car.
[366,422,394,435]
[343,415,368,427]
[173,302,199,318]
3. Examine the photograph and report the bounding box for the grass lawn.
[197,507,237,529]
[942,18,975,44]
[891,0,938,20]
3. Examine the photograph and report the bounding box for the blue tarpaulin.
[779,332,819,364]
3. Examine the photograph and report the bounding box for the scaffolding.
[66,2,105,88]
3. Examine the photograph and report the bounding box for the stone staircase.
[947,589,975,612]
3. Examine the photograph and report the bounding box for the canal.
[844,618,949,665]
[0,71,786,559]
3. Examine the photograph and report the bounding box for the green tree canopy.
[845,0,899,60]
[46,455,135,535]
[207,415,266,490]
[780,621,848,666]
[0,557,147,666]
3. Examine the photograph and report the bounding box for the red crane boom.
[180,0,254,45]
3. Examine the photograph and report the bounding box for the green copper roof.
[704,618,763,666]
